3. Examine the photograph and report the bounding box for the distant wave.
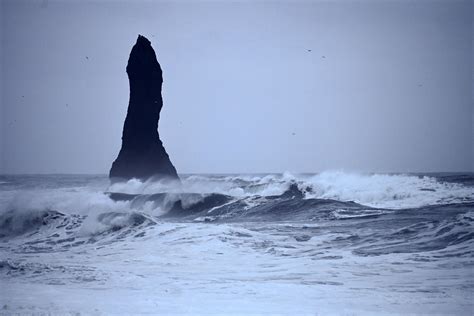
[0,172,472,249]
[108,171,474,209]
[0,172,472,223]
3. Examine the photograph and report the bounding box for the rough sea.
[0,171,473,315]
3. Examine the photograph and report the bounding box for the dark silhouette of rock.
[110,35,179,182]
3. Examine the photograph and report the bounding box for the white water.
[107,171,473,208]
[0,172,473,315]
[2,220,472,315]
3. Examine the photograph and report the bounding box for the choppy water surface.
[0,172,473,315]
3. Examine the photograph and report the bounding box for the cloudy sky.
[0,0,472,174]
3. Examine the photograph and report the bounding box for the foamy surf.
[0,172,473,315]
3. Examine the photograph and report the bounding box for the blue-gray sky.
[0,0,473,174]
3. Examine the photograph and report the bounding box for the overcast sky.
[0,0,473,174]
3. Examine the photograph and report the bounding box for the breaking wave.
[0,171,472,256]
[1,172,472,224]
[107,171,474,209]
[1,172,472,315]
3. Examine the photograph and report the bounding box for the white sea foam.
[1,188,125,215]
[107,171,473,209]
[1,174,473,315]
[303,171,474,208]
[0,172,472,226]
[331,208,392,219]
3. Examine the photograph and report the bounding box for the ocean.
[0,171,473,315]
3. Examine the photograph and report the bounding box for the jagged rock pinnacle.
[109,35,179,182]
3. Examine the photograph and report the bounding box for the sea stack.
[110,35,179,182]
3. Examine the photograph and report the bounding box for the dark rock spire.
[110,35,179,182]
